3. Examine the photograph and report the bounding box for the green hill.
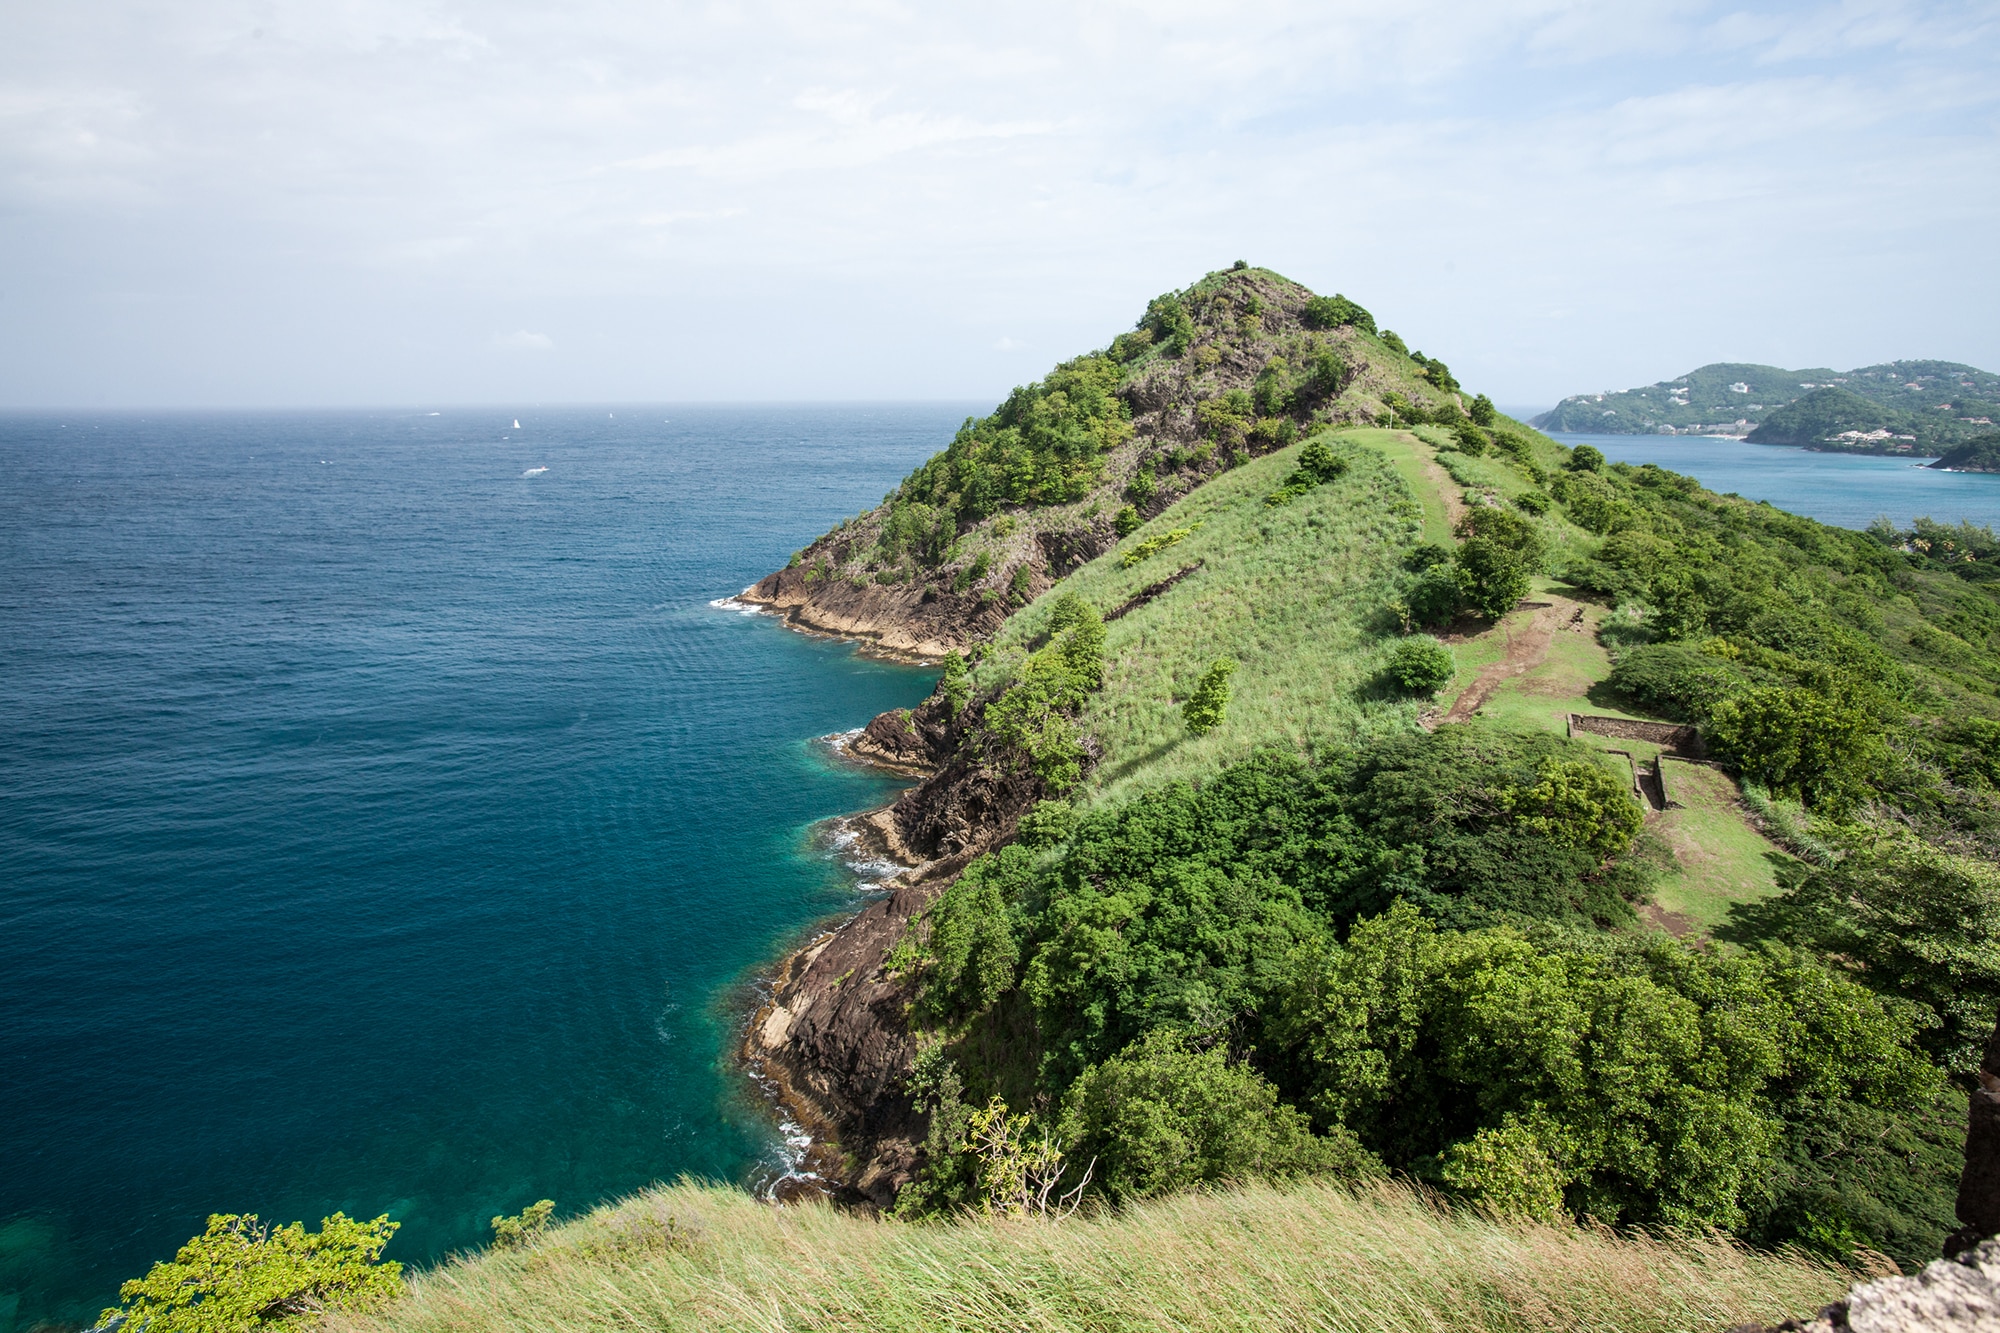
[93,270,2000,1333]
[1932,431,2000,473]
[1534,358,2000,453]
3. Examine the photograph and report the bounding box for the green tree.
[1567,443,1606,472]
[937,650,970,717]
[1387,637,1455,695]
[1455,538,1531,619]
[1406,559,1469,628]
[1707,684,1881,810]
[1056,1030,1378,1203]
[1300,294,1376,335]
[490,1200,555,1250]
[100,1213,404,1333]
[1183,658,1236,735]
[921,847,1030,1018]
[1017,798,1078,848]
[1469,394,1497,426]
[1145,294,1196,356]
[1253,359,1293,416]
[1495,757,1643,862]
[1274,902,1939,1231]
[1736,841,2000,1069]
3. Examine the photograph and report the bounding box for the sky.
[1,0,1995,409]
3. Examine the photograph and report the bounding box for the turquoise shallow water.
[0,406,967,1330]
[1551,432,2000,531]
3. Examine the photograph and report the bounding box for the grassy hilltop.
[96,269,2000,1333]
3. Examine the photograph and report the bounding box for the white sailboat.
[513,419,521,429]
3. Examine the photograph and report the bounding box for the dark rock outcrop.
[1950,1017,2000,1257]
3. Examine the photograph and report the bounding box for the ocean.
[1550,432,2000,531]
[0,405,966,1330]
[10,408,2000,1330]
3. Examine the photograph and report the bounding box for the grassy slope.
[332,1179,1852,1333]
[975,429,1427,807]
[976,415,1787,931]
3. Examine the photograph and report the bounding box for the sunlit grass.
[976,431,1431,806]
[329,1177,1852,1333]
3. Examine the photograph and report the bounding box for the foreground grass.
[330,1178,1852,1333]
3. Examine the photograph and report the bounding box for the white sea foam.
[522,466,548,477]
[707,595,767,615]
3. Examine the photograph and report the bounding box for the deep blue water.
[0,406,970,1331]
[1551,432,2000,531]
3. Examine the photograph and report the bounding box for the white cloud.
[0,0,1993,406]
[495,330,554,351]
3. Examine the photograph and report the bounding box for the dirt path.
[1435,595,1582,725]
[1409,433,1469,531]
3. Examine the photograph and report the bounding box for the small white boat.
[522,466,548,477]
[513,419,521,429]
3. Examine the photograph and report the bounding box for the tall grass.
[979,430,1431,806]
[329,1178,1851,1333]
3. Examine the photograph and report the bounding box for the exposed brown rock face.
[1950,1016,2000,1257]
[742,684,1050,1204]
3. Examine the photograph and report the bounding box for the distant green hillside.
[1932,432,2000,473]
[1534,359,2000,454]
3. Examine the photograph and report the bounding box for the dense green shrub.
[1387,637,1455,695]
[1007,562,1035,605]
[1125,465,1157,506]
[1732,841,2000,1069]
[1469,394,1497,426]
[100,1213,404,1332]
[1300,294,1376,335]
[1183,658,1236,734]
[1056,1030,1379,1202]
[921,848,1031,1020]
[979,600,1108,794]
[1304,349,1349,400]
[1144,294,1195,356]
[1407,562,1470,628]
[1253,359,1293,416]
[1265,438,1350,506]
[1273,903,1940,1231]
[1707,684,1881,811]
[938,651,970,716]
[490,1199,555,1249]
[1112,505,1141,537]
[1567,443,1606,472]
[1017,799,1078,849]
[891,355,1132,533]
[1455,538,1532,618]
[1448,419,1488,455]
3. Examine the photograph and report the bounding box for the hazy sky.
[3,0,1995,409]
